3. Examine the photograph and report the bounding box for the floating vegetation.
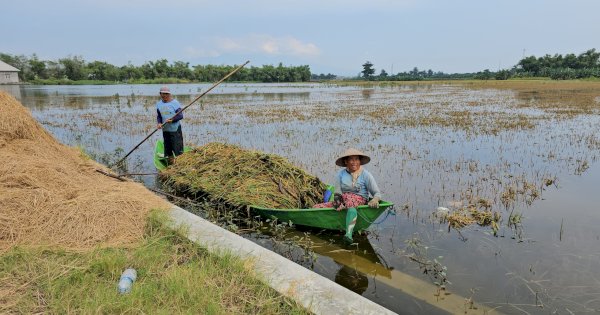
[447,209,476,229]
[159,143,327,209]
[445,206,502,236]
[507,212,524,241]
[403,237,451,297]
[575,159,590,175]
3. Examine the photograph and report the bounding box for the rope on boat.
[358,205,396,225]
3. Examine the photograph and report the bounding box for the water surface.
[4,82,600,314]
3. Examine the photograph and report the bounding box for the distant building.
[0,60,20,84]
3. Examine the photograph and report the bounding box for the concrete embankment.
[168,206,397,315]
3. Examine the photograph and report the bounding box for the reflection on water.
[5,82,600,314]
[361,88,374,99]
[335,265,368,295]
[0,84,21,99]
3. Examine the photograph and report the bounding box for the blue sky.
[3,0,599,76]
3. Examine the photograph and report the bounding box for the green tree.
[361,61,375,79]
[410,67,419,77]
[475,69,492,80]
[119,62,142,81]
[87,61,119,81]
[192,65,206,81]
[562,53,578,69]
[262,64,276,82]
[517,56,540,74]
[0,53,17,66]
[59,56,86,80]
[153,59,170,78]
[379,69,388,79]
[45,60,64,79]
[29,54,47,79]
[170,61,193,80]
[0,53,32,80]
[140,61,157,79]
[495,69,511,80]
[0,51,316,83]
[275,62,286,82]
[297,65,311,81]
[577,49,600,68]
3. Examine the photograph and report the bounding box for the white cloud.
[261,40,279,54]
[287,38,319,56]
[216,38,242,51]
[212,34,320,57]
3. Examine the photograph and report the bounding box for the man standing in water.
[156,86,184,164]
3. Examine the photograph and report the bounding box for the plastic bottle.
[118,268,137,294]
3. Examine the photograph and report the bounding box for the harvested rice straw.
[469,208,494,225]
[0,92,170,252]
[159,143,327,209]
[447,206,501,230]
[446,209,476,229]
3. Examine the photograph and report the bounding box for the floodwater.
[3,82,600,314]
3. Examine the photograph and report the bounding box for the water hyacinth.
[159,142,327,209]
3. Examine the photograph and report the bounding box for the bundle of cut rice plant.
[159,143,326,209]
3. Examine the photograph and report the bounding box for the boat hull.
[251,201,393,232]
[153,140,191,171]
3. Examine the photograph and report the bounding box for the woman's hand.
[368,197,380,208]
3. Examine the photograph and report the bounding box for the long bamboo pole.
[109,60,250,169]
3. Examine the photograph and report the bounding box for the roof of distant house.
[0,60,20,72]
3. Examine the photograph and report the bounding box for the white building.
[0,60,20,84]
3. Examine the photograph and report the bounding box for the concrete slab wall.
[0,72,19,84]
[168,206,397,315]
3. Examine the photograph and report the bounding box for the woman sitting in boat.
[314,148,382,243]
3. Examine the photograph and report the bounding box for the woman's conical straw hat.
[335,148,371,167]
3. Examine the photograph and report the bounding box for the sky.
[2,0,600,76]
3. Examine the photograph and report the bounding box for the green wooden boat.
[250,200,394,232]
[153,139,192,171]
[155,141,393,232]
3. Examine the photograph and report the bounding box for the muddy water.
[4,82,600,314]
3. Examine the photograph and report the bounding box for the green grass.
[127,78,192,84]
[27,78,193,85]
[0,210,308,314]
[578,77,600,82]
[29,78,122,85]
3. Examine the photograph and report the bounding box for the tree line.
[359,61,474,81]
[360,48,600,81]
[4,48,599,83]
[513,48,600,79]
[0,53,312,83]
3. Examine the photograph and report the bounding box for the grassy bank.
[20,76,600,85]
[0,211,308,314]
[28,78,193,85]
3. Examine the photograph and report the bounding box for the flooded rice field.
[4,81,600,314]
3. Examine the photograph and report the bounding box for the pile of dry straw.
[0,92,169,252]
[159,143,326,210]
